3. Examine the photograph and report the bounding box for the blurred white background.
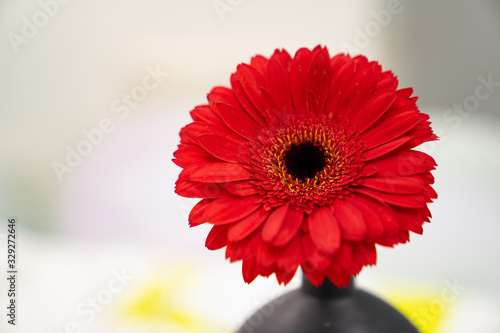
[1,0,500,332]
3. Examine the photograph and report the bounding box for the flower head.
[174,46,437,287]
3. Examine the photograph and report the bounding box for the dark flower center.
[283,142,327,181]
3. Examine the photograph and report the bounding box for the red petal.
[307,91,321,114]
[175,180,226,198]
[204,195,261,225]
[224,181,259,196]
[424,184,438,201]
[352,54,369,67]
[275,267,298,286]
[230,65,267,123]
[302,263,327,287]
[215,103,260,140]
[353,242,377,266]
[262,203,290,242]
[355,187,426,209]
[254,241,275,267]
[373,71,398,90]
[242,258,259,284]
[205,225,229,250]
[361,176,424,194]
[181,121,242,144]
[307,47,330,111]
[347,197,384,242]
[271,48,292,70]
[186,162,252,183]
[362,111,421,150]
[355,194,399,239]
[290,48,313,109]
[366,150,436,176]
[418,172,435,185]
[399,123,438,150]
[325,269,352,288]
[337,64,375,120]
[250,55,268,76]
[272,209,304,246]
[363,136,410,161]
[275,234,304,272]
[325,60,355,114]
[190,105,220,124]
[173,144,218,167]
[308,206,341,254]
[266,56,293,114]
[227,207,270,241]
[393,206,425,235]
[260,87,281,120]
[388,91,416,112]
[301,233,331,270]
[207,86,240,110]
[226,230,261,261]
[330,54,350,73]
[331,241,353,271]
[229,79,265,123]
[350,89,396,134]
[257,263,275,277]
[188,199,212,226]
[397,230,410,244]
[350,261,362,276]
[234,64,265,110]
[333,199,367,241]
[398,87,414,98]
[198,134,247,163]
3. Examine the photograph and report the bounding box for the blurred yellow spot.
[123,281,195,326]
[119,267,228,333]
[388,289,448,333]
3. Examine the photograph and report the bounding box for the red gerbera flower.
[173,46,437,287]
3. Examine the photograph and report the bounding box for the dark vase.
[237,275,419,333]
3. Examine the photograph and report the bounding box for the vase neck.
[301,275,354,298]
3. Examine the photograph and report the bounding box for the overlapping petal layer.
[174,46,437,287]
